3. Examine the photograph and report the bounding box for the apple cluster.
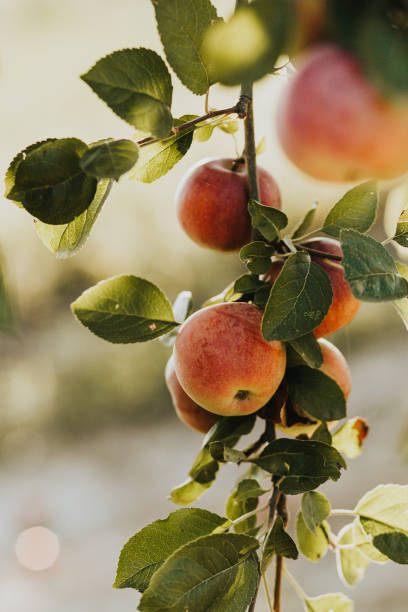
[166,159,356,437]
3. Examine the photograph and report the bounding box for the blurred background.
[0,1,407,610]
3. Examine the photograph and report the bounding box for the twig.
[273,556,283,612]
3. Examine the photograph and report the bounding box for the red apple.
[165,355,218,434]
[176,158,281,251]
[263,237,360,338]
[277,45,408,181]
[173,302,286,416]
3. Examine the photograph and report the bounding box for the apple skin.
[263,237,360,338]
[176,158,281,251]
[277,45,408,182]
[165,355,218,434]
[173,302,286,417]
[276,338,351,437]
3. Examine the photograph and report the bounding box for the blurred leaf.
[81,48,172,137]
[340,229,408,301]
[352,520,388,564]
[251,438,346,495]
[261,516,298,572]
[336,523,369,586]
[292,203,317,239]
[394,262,408,328]
[394,207,408,248]
[35,179,112,258]
[160,290,193,347]
[72,275,177,343]
[80,139,138,181]
[114,508,225,591]
[311,422,332,445]
[193,121,215,142]
[301,491,331,534]
[255,136,266,155]
[239,240,275,274]
[296,511,328,561]
[323,181,378,238]
[218,119,239,135]
[288,333,323,369]
[201,281,241,308]
[0,254,16,334]
[152,0,221,95]
[139,533,260,611]
[286,365,346,422]
[202,0,292,86]
[262,251,333,341]
[226,479,266,534]
[7,138,97,224]
[248,200,288,242]
[305,593,353,612]
[332,418,369,459]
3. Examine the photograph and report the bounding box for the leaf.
[248,200,288,242]
[301,491,331,534]
[139,533,260,612]
[233,274,265,295]
[71,275,177,343]
[226,479,266,534]
[336,523,369,586]
[0,254,17,334]
[323,181,378,238]
[218,119,239,135]
[251,438,346,495]
[288,334,323,369]
[35,179,112,258]
[352,520,388,564]
[114,508,225,591]
[255,136,266,156]
[332,418,369,459]
[341,229,408,301]
[356,485,408,564]
[292,204,317,239]
[305,593,353,612]
[394,207,408,248]
[152,0,220,95]
[311,422,332,445]
[131,117,194,182]
[201,0,292,86]
[160,290,193,348]
[296,511,328,561]
[7,138,97,224]
[239,241,275,274]
[394,262,408,328]
[261,516,298,571]
[209,443,246,464]
[81,48,173,138]
[170,416,255,505]
[262,251,333,341]
[79,139,138,181]
[286,365,346,422]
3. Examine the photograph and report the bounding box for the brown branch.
[273,556,283,612]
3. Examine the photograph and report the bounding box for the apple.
[165,355,218,434]
[275,338,351,437]
[277,45,408,181]
[176,158,281,251]
[173,302,286,416]
[263,237,360,338]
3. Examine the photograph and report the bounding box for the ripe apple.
[275,338,351,437]
[277,45,408,181]
[165,355,218,434]
[263,237,360,338]
[173,302,286,416]
[176,158,281,251]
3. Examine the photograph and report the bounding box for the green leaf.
[261,516,298,572]
[201,0,292,86]
[352,520,388,564]
[170,416,255,505]
[340,229,408,301]
[296,511,328,561]
[139,533,260,612]
[7,138,97,224]
[356,485,408,564]
[131,117,194,182]
[35,179,111,258]
[323,181,378,238]
[301,491,331,534]
[288,334,323,369]
[233,274,265,295]
[394,206,408,248]
[114,508,225,591]
[251,439,346,495]
[255,136,266,156]
[336,523,369,586]
[226,479,266,534]
[262,251,333,341]
[71,275,177,343]
[394,262,408,328]
[0,254,17,334]
[305,593,353,612]
[286,365,346,422]
[248,200,288,242]
[311,422,332,445]
[239,240,275,274]
[81,48,173,138]
[152,0,220,95]
[332,417,369,459]
[209,443,246,464]
[79,139,138,181]
[160,290,193,348]
[292,204,317,239]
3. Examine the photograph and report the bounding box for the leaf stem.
[283,567,308,602]
[263,573,274,612]
[273,556,283,612]
[330,509,358,517]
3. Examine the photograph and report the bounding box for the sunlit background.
[0,1,407,610]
